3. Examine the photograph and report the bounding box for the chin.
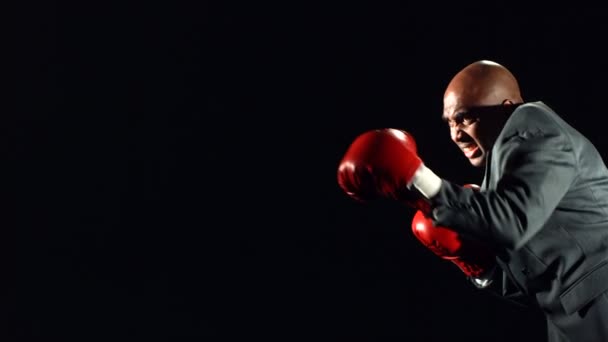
[468,156,485,168]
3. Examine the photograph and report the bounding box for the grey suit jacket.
[430,101,608,317]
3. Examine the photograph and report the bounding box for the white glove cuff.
[411,164,442,199]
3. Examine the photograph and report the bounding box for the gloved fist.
[337,128,424,204]
[410,184,495,278]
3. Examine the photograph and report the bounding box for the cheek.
[469,126,487,149]
[468,127,479,141]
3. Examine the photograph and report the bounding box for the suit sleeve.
[431,109,577,251]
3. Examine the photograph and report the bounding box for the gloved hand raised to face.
[337,128,442,210]
[410,184,496,278]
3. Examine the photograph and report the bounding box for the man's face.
[442,92,504,168]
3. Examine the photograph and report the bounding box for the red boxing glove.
[410,184,495,278]
[337,128,424,205]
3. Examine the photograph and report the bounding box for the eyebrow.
[442,111,466,122]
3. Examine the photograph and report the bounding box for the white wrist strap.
[411,164,442,199]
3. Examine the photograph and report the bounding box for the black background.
[9,2,608,340]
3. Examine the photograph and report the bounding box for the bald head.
[443,60,523,113]
[442,60,524,168]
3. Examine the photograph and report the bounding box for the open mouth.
[462,144,480,158]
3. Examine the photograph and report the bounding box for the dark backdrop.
[9,2,608,340]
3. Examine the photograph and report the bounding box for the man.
[337,60,608,341]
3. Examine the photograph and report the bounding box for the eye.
[459,112,478,126]
[462,115,477,125]
[446,112,477,128]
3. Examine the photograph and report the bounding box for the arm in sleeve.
[431,117,577,251]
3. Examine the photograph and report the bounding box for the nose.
[450,126,462,142]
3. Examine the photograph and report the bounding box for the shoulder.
[500,101,565,139]
[505,102,560,130]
